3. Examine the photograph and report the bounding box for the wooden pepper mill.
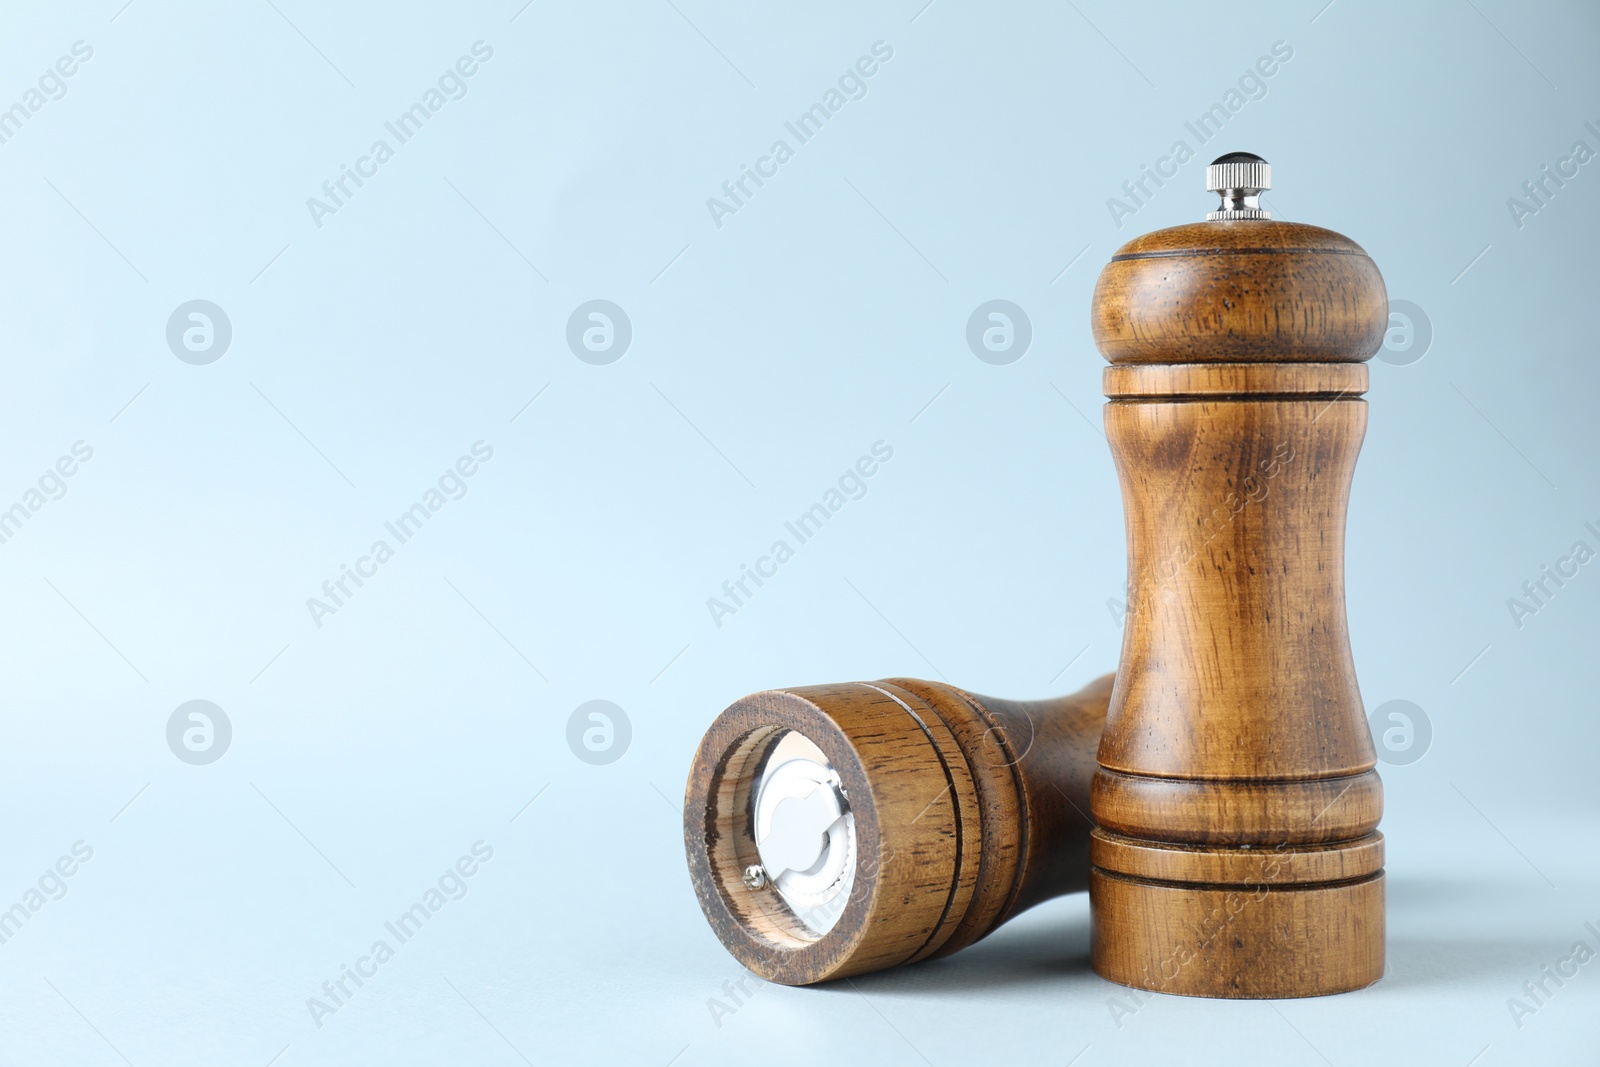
[684,673,1112,984]
[1088,153,1388,998]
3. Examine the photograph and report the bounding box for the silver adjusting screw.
[1206,151,1272,221]
[742,864,769,890]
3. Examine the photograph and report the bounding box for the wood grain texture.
[1101,397,1371,780]
[1092,769,1382,845]
[1103,361,1369,399]
[1090,214,1388,998]
[1091,829,1384,886]
[683,673,1111,985]
[1090,868,1385,1000]
[1091,220,1387,365]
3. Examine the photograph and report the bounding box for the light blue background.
[1,0,1597,1063]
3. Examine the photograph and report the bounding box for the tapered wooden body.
[685,673,1111,985]
[1089,219,1389,998]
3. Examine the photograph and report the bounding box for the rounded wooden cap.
[683,681,1008,985]
[1091,219,1389,365]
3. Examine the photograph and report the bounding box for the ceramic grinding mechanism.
[747,731,856,933]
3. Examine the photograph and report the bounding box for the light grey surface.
[1,0,1597,1063]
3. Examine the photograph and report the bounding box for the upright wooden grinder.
[684,673,1112,984]
[1088,153,1388,998]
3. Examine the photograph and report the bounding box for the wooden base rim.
[1090,867,1385,999]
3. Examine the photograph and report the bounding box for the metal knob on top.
[1205,151,1272,220]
